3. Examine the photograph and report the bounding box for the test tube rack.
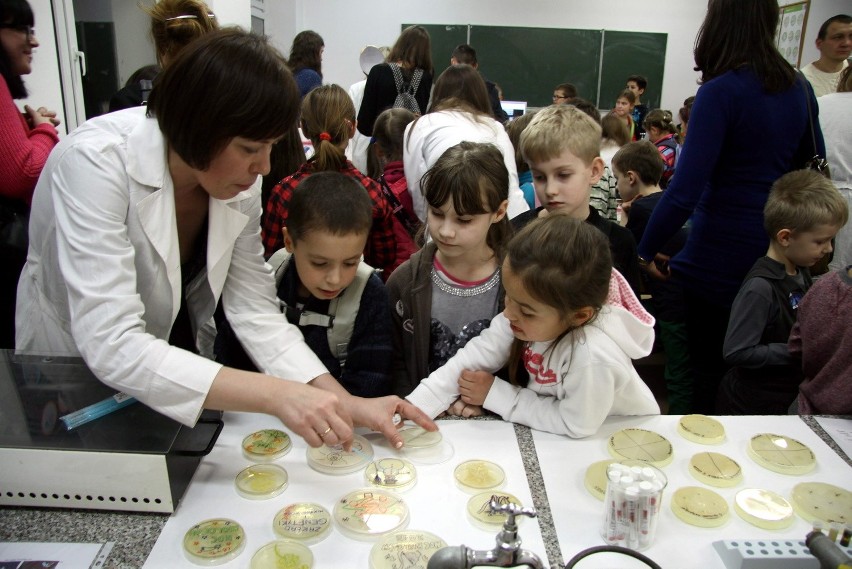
[713,538,852,569]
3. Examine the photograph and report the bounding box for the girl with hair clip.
[370,107,420,272]
[357,25,433,137]
[387,141,512,399]
[403,64,528,223]
[288,30,324,98]
[643,109,679,188]
[262,83,396,277]
[406,214,660,436]
[637,0,824,414]
[110,0,217,111]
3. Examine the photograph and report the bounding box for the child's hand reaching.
[457,369,495,406]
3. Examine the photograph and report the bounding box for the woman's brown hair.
[145,0,217,67]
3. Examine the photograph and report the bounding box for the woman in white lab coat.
[15,28,434,449]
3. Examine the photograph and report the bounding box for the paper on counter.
[813,416,852,460]
[0,542,112,569]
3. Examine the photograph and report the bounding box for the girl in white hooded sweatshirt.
[406,214,660,437]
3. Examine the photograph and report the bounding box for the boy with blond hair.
[512,104,641,294]
[613,141,691,413]
[718,169,848,415]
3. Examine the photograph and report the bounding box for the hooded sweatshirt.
[406,269,660,437]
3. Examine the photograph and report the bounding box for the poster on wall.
[776,1,810,68]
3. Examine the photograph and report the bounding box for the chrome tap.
[427,499,546,569]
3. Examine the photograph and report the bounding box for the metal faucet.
[427,499,546,569]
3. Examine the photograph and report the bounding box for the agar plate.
[734,488,794,529]
[688,452,742,488]
[334,488,410,540]
[677,414,725,444]
[671,486,729,528]
[747,433,815,475]
[608,428,673,467]
[466,491,522,531]
[183,518,245,565]
[250,540,313,569]
[242,429,292,462]
[307,433,374,475]
[398,425,443,448]
[584,459,617,500]
[365,457,418,491]
[454,460,506,493]
[790,482,852,525]
[234,463,289,500]
[272,502,333,545]
[369,530,448,569]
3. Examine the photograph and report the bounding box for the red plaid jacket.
[262,160,396,276]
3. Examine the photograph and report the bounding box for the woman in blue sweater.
[636,0,823,414]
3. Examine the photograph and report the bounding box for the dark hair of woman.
[0,0,34,98]
[147,28,299,170]
[693,0,795,93]
[288,30,323,75]
[387,25,433,75]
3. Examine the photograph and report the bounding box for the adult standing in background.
[637,0,823,414]
[819,66,852,270]
[109,0,218,112]
[800,14,851,98]
[16,29,435,450]
[288,30,324,98]
[357,25,433,137]
[0,0,60,349]
[450,43,509,123]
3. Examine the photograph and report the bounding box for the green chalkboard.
[599,30,667,110]
[403,24,666,112]
[402,24,468,77]
[473,26,602,108]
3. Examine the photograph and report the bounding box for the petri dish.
[365,458,418,492]
[250,540,313,569]
[584,459,617,501]
[734,488,795,530]
[747,433,816,475]
[790,482,852,525]
[272,502,333,545]
[397,425,443,449]
[671,486,729,528]
[307,433,374,475]
[454,460,506,494]
[466,491,523,531]
[368,530,448,569]
[242,429,292,462]
[608,428,674,467]
[183,518,246,566]
[401,438,455,466]
[234,463,289,500]
[688,452,743,488]
[334,488,410,541]
[677,415,725,445]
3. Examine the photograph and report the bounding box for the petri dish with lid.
[747,433,816,475]
[454,460,506,494]
[790,482,852,525]
[242,429,292,462]
[397,425,443,449]
[272,502,333,545]
[183,518,246,565]
[334,488,410,541]
[250,540,313,569]
[688,452,742,488]
[584,459,617,501]
[307,433,374,475]
[734,488,795,530]
[608,428,674,467]
[369,530,448,569]
[234,463,289,500]
[677,415,725,445]
[466,491,523,531]
[365,458,418,492]
[671,486,729,528]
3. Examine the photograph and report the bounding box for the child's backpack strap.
[269,248,373,367]
[327,261,374,366]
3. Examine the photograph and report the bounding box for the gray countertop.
[2,414,849,568]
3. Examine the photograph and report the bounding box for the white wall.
[111,0,155,86]
[21,0,66,134]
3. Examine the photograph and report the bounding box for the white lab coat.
[16,108,327,426]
